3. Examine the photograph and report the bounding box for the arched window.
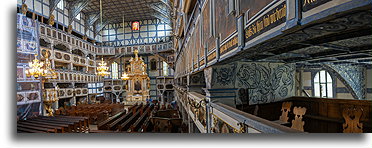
[150,59,157,71]
[163,61,168,76]
[111,62,118,79]
[314,70,333,98]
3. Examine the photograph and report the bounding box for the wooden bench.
[17,127,46,133]
[22,120,72,132]
[29,118,79,132]
[17,122,65,133]
[17,124,57,133]
[129,105,154,132]
[118,105,147,132]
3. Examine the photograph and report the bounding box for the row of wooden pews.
[92,103,158,133]
[17,116,89,133]
[56,103,125,124]
[128,104,155,132]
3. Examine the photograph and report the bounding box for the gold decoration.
[67,25,73,34]
[21,4,28,15]
[96,58,109,76]
[25,54,44,78]
[43,86,59,116]
[121,72,129,80]
[25,51,58,116]
[82,35,88,41]
[43,51,57,79]
[48,14,55,26]
[25,51,57,79]
[124,50,150,104]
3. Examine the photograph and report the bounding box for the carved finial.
[21,4,27,15]
[291,106,306,132]
[48,14,55,26]
[67,25,73,34]
[134,50,139,59]
[343,107,363,133]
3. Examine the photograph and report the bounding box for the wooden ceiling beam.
[68,0,92,26]
[49,0,62,16]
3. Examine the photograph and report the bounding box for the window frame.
[57,0,64,10]
[111,62,119,79]
[313,70,333,98]
[75,13,81,21]
[150,59,157,71]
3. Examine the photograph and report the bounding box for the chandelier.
[97,58,110,77]
[121,72,129,80]
[25,54,44,78]
[25,52,57,79]
[96,0,109,77]
[120,14,130,81]
[25,52,58,116]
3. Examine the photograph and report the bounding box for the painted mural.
[210,62,295,105]
[236,63,295,105]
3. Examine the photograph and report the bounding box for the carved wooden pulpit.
[125,50,150,105]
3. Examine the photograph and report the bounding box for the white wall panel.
[25,0,34,10]
[34,1,42,14]
[58,12,63,23]
[43,5,49,17]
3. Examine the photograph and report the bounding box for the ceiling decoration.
[81,0,167,23]
[220,10,372,67]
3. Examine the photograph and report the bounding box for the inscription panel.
[302,0,332,12]
[220,35,238,56]
[244,2,287,42]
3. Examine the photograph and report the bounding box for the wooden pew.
[17,124,57,133]
[89,130,116,133]
[97,111,126,130]
[54,116,89,132]
[97,104,140,130]
[139,117,152,132]
[21,120,72,132]
[17,122,65,133]
[29,118,79,132]
[118,105,147,132]
[37,116,87,133]
[129,105,154,132]
[17,127,46,133]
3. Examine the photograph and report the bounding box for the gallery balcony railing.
[97,41,174,56]
[174,85,303,133]
[39,23,98,54]
[48,70,102,83]
[39,23,174,59]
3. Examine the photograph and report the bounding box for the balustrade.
[174,85,302,133]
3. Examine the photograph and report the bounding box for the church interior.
[16,0,371,133]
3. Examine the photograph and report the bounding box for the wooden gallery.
[16,0,372,133]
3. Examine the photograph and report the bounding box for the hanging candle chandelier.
[25,52,57,79]
[121,14,130,81]
[121,72,129,80]
[96,0,109,77]
[97,57,110,77]
[25,54,44,78]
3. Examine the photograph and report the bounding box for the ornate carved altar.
[124,50,150,105]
